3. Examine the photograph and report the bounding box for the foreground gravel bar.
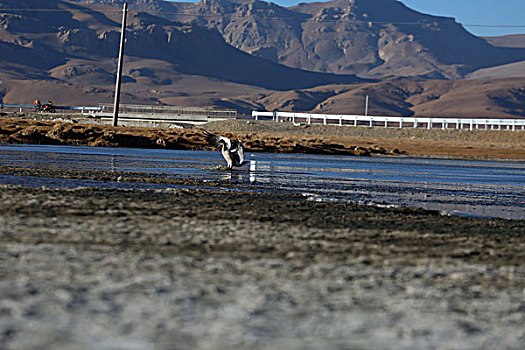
[0,185,524,349]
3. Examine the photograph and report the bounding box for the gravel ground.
[1,185,524,350]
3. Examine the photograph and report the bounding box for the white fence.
[252,111,525,131]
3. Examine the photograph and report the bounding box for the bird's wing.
[231,141,245,166]
[204,130,231,150]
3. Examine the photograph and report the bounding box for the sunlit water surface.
[1,144,524,220]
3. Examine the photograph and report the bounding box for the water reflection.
[0,144,524,220]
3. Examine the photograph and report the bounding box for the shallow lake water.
[1,144,524,220]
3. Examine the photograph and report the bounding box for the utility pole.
[112,3,128,127]
[364,93,369,117]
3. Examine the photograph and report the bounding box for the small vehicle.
[42,102,56,113]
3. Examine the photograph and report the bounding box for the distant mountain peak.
[126,0,521,79]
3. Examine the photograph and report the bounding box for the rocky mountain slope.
[1,0,524,118]
[73,0,525,79]
[0,0,362,89]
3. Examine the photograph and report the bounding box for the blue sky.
[169,0,525,37]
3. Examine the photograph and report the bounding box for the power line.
[1,7,525,29]
[0,8,122,13]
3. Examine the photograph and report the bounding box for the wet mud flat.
[1,183,524,349]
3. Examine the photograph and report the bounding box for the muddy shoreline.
[1,182,524,349]
[2,113,525,159]
[1,185,523,265]
[0,115,400,157]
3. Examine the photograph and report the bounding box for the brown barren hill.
[483,34,525,48]
[1,0,525,118]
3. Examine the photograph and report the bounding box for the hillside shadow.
[125,24,370,90]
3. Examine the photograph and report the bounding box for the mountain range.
[1,0,525,118]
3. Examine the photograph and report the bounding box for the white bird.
[204,131,247,169]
